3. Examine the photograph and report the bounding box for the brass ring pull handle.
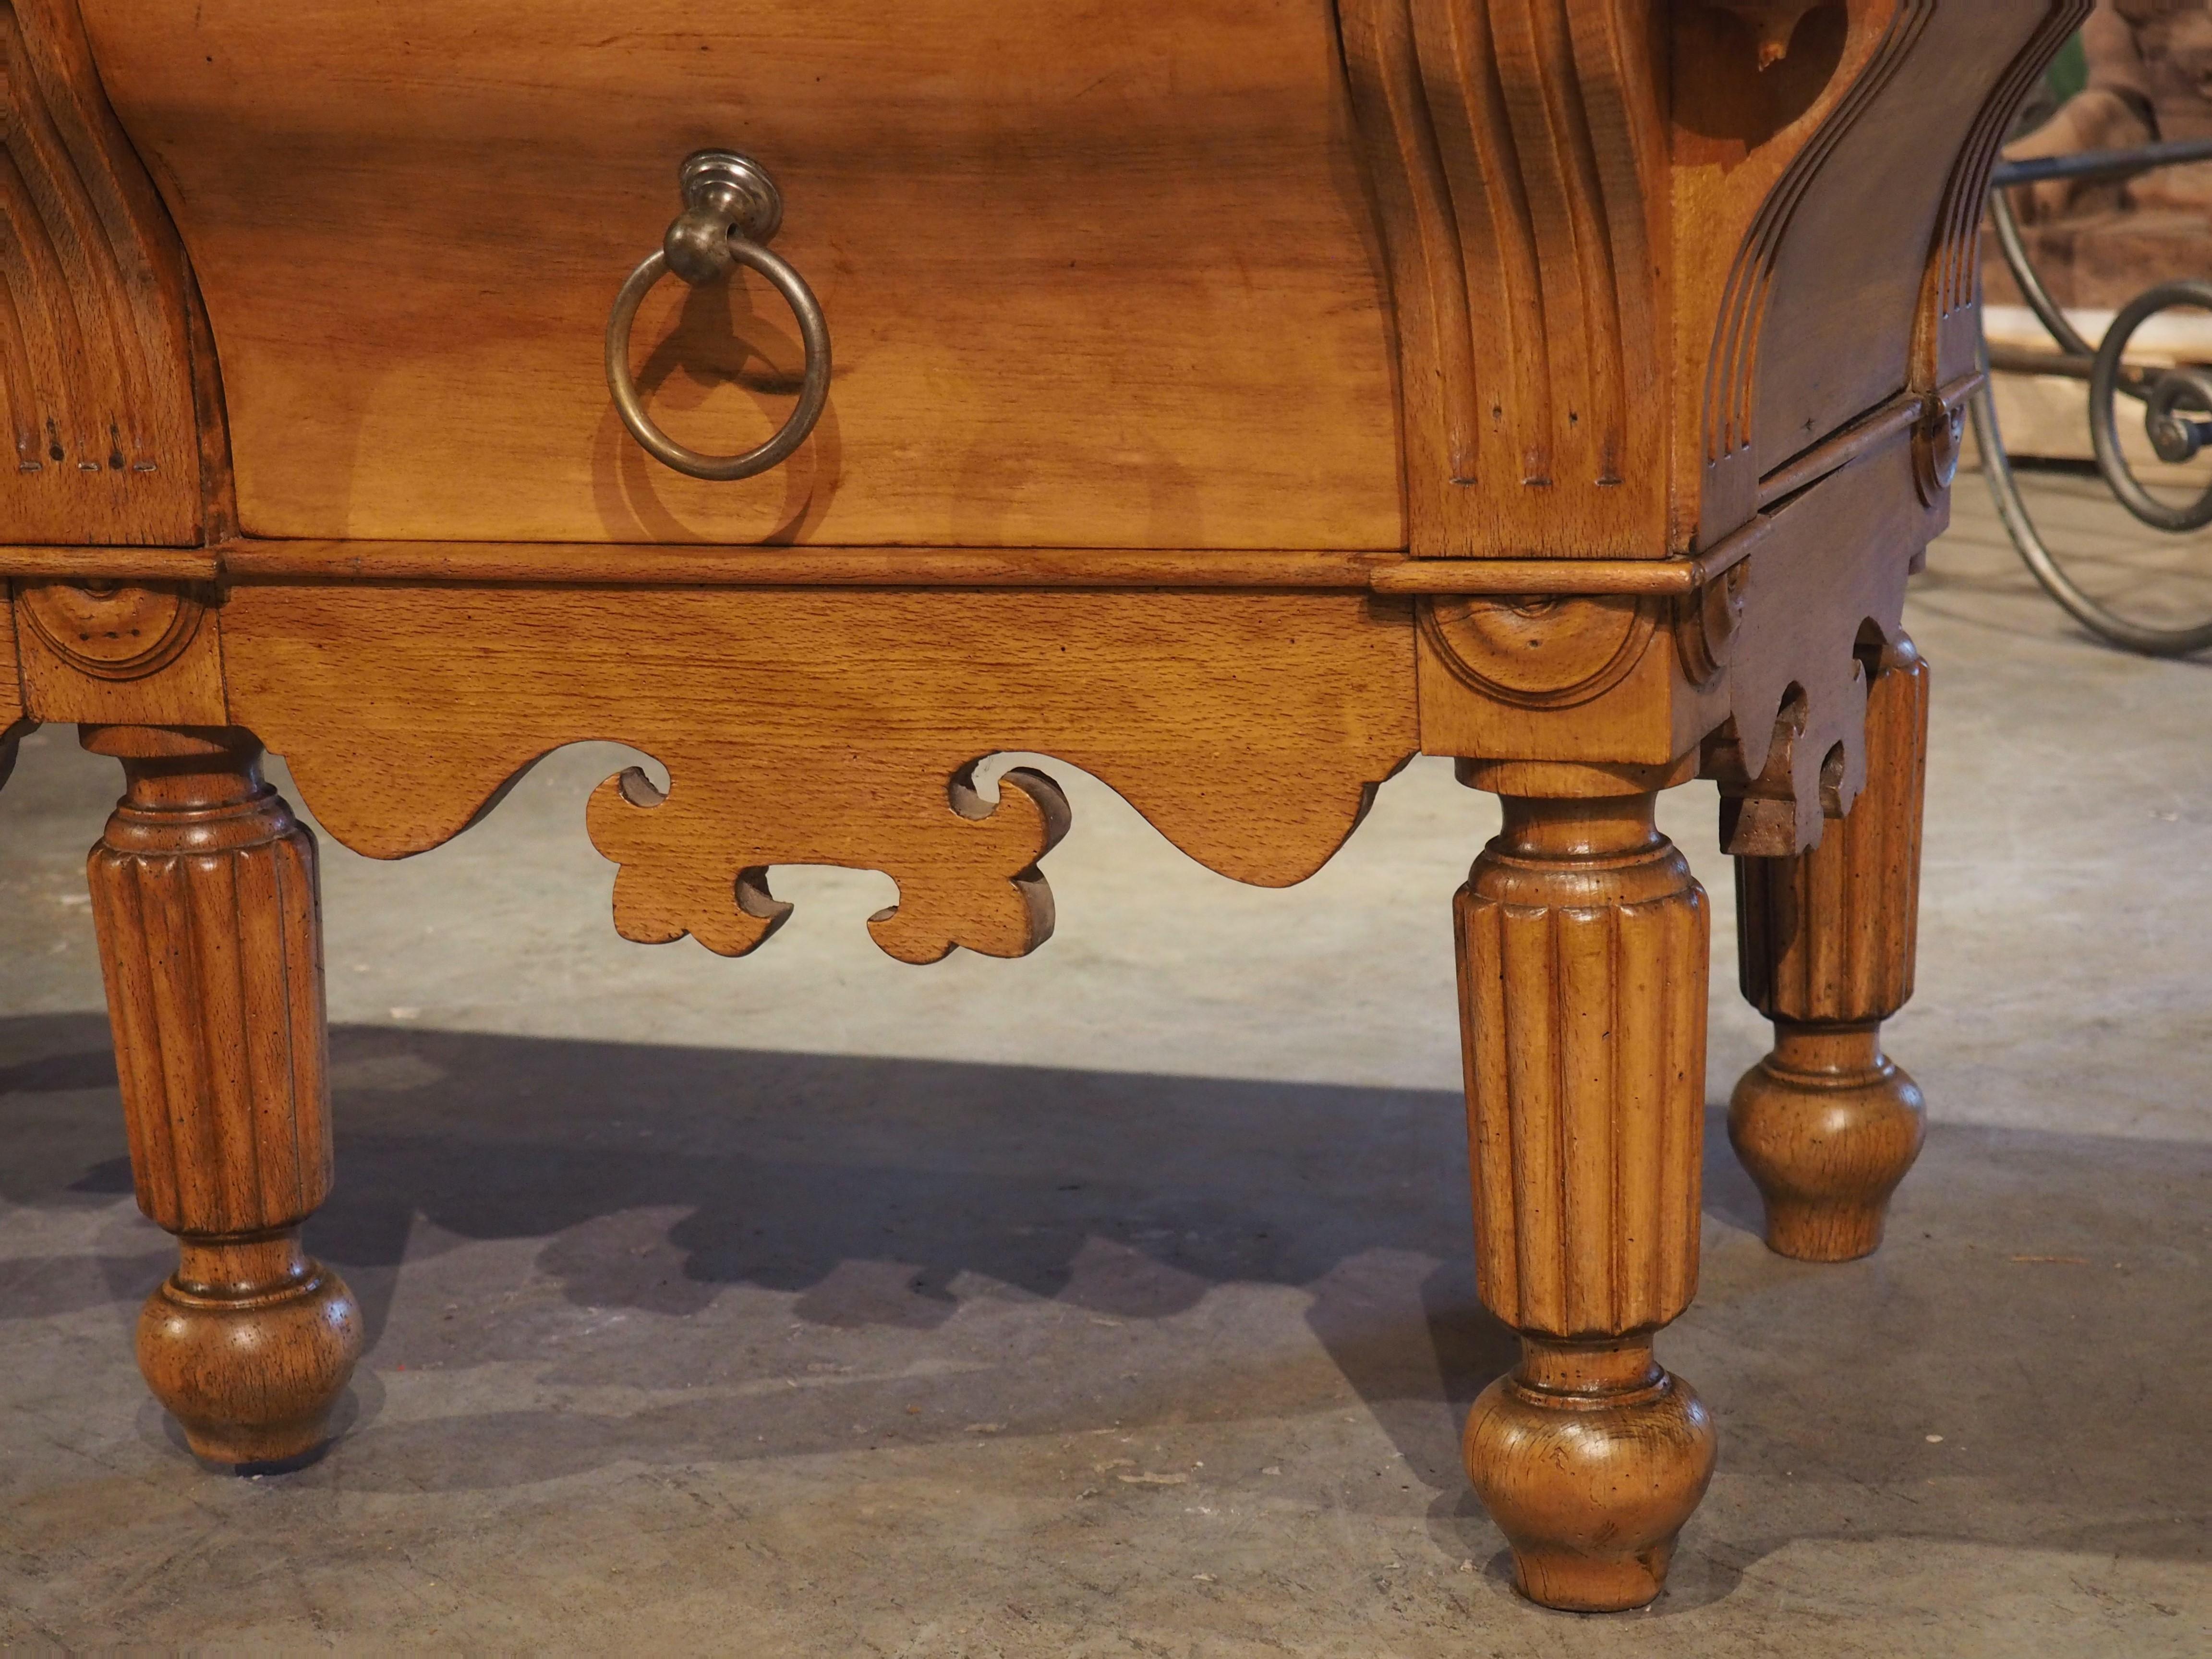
[605,150,831,481]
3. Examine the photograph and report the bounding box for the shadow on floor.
[2,1012,2204,1581]
[0,1014,1511,1481]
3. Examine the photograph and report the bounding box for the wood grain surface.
[82,725,361,1466]
[0,584,22,730]
[1730,631,1930,1260]
[0,0,205,544]
[0,535,1732,594]
[210,542,1388,591]
[81,0,1404,550]
[218,584,1419,958]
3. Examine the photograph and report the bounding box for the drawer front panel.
[85,0,1406,550]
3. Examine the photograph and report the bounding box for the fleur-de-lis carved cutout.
[587,757,1072,965]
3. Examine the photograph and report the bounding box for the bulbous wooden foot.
[85,726,359,1469]
[1465,1339,1716,1612]
[1732,633,1930,1261]
[1729,1022,1925,1261]
[1453,787,1715,1611]
[139,1230,362,1465]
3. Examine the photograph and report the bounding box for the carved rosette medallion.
[15,579,205,679]
[1420,594,1662,710]
[1674,562,1750,688]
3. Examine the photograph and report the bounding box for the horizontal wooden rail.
[0,547,220,580]
[0,383,1931,595]
[211,543,1388,589]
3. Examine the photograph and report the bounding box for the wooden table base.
[1455,790,1716,1609]
[60,686,1931,1584]
[47,606,1939,1598]
[0,0,2072,1611]
[1731,636,1932,1261]
[83,724,361,1466]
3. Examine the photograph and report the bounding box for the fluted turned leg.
[83,725,361,1466]
[1454,791,1717,1612]
[1731,635,1929,1262]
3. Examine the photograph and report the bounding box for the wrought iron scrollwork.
[1977,142,2212,654]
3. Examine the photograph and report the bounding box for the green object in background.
[2046,31,2088,105]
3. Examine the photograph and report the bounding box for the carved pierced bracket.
[1736,630,1927,1016]
[588,756,1071,965]
[1693,439,1924,854]
[216,583,1418,966]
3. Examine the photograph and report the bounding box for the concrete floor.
[1,485,2208,1653]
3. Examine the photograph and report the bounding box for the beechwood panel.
[78,0,1407,551]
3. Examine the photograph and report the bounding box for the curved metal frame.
[1970,370,2212,654]
[1978,148,2212,654]
[2087,279,2212,531]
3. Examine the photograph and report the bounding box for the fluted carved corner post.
[82,724,361,1466]
[1453,787,1717,1612]
[1730,635,1930,1262]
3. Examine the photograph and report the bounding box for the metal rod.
[1988,136,2212,190]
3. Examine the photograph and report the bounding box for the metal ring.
[2088,279,2212,533]
[604,157,831,482]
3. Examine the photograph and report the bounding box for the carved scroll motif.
[1691,0,2086,535]
[0,0,202,543]
[1347,0,2076,852]
[1336,0,1927,559]
[1336,0,1668,559]
[588,757,1072,965]
[1693,0,1934,527]
[1908,0,2090,397]
[1342,0,2086,561]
